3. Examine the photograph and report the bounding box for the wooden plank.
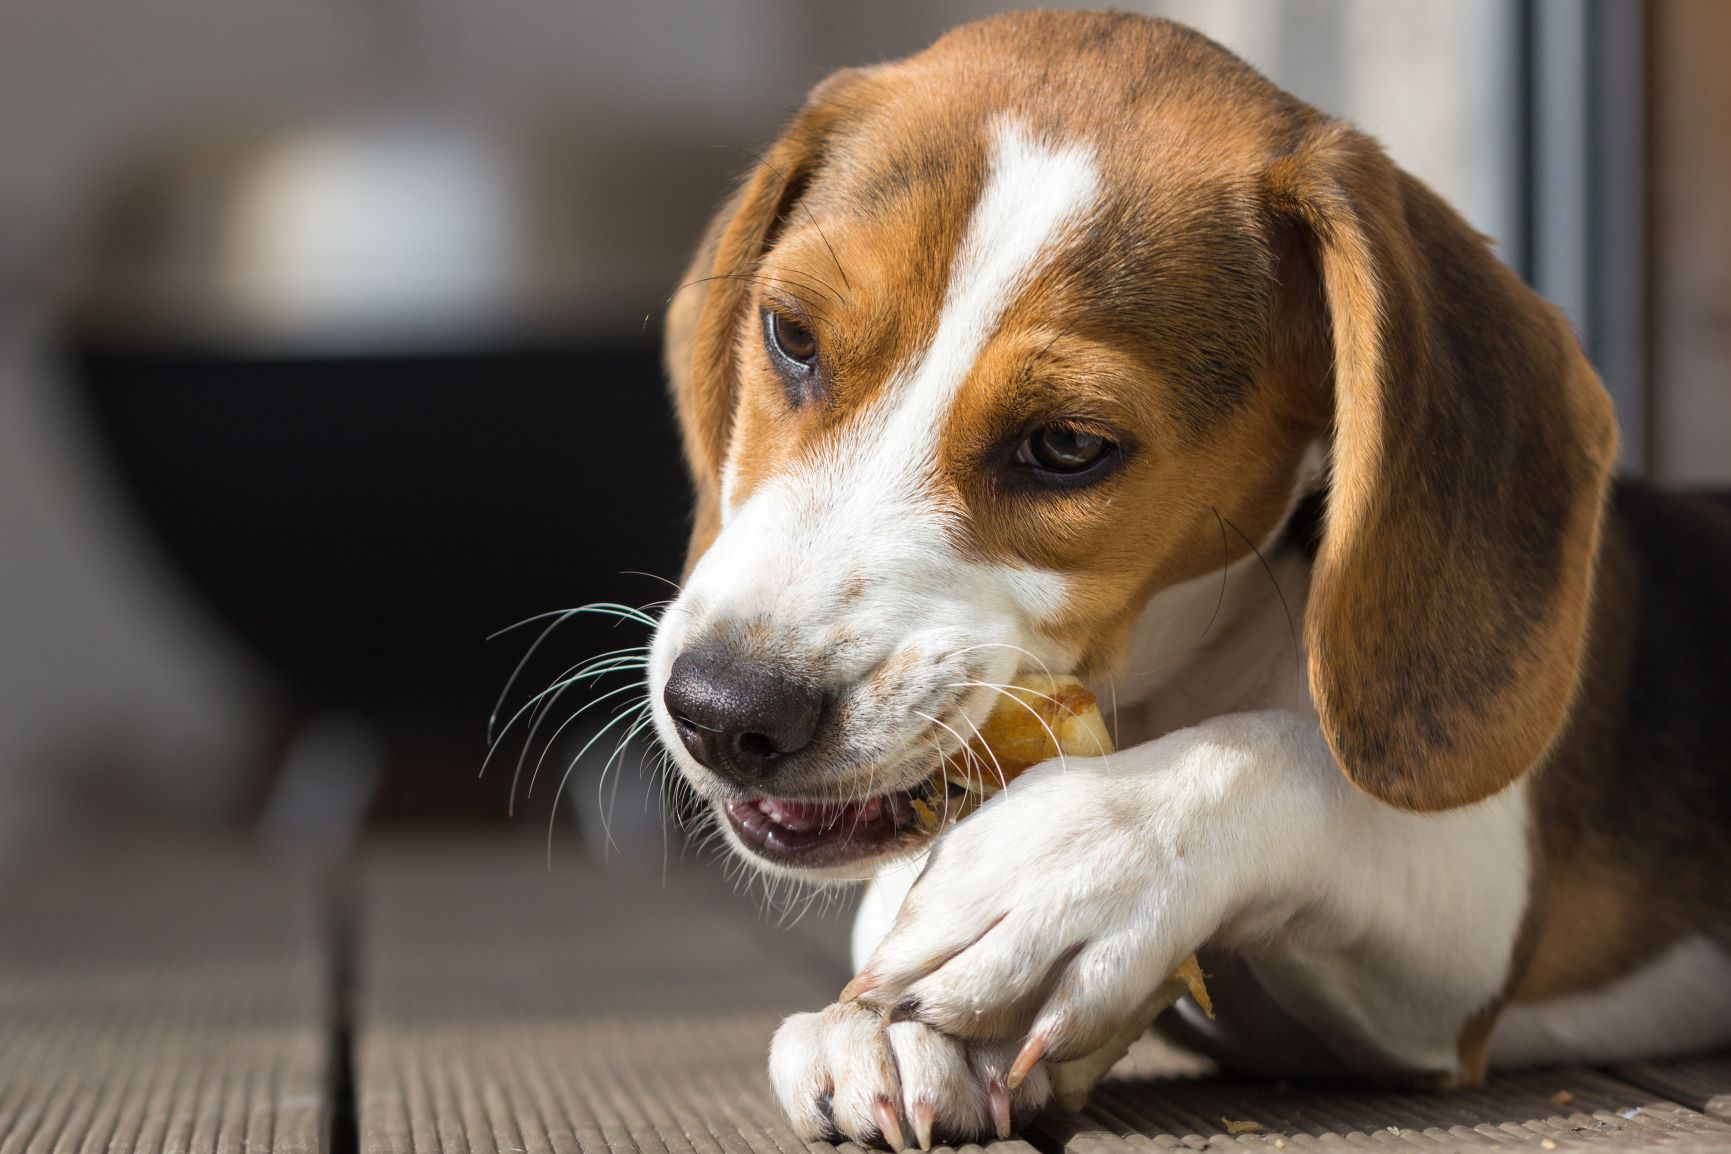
[0,842,330,1154]
[1040,1057,1731,1153]
[354,839,1731,1154]
[352,839,1037,1154]
[1614,1054,1731,1121]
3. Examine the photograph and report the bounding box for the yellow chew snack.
[910,675,1112,833]
[912,674,1211,1111]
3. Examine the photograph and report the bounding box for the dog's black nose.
[663,648,825,782]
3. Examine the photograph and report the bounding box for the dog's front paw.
[769,1001,1049,1148]
[844,756,1221,1077]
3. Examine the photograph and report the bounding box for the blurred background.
[0,0,1725,871]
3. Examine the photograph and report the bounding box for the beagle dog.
[646,11,1731,1147]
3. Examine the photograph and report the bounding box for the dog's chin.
[713,785,939,881]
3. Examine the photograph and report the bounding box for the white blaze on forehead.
[871,118,1103,463]
[718,118,1103,519]
[695,119,1097,637]
[834,118,1096,627]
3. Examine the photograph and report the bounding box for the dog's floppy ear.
[1268,122,1619,811]
[665,70,868,572]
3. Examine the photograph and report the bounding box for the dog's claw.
[840,972,877,1004]
[987,1076,1013,1139]
[873,1096,906,1151]
[1007,1035,1046,1090]
[910,1100,935,1151]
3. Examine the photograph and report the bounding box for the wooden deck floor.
[4,839,1729,1154]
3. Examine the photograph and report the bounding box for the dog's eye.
[1017,424,1113,474]
[764,309,819,371]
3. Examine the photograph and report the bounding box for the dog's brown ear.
[665,70,868,572]
[1268,122,1619,811]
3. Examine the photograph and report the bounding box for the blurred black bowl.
[53,121,723,820]
[64,336,688,750]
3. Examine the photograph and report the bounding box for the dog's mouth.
[721,777,964,870]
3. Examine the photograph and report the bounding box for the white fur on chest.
[1104,546,1313,745]
[1100,444,1324,744]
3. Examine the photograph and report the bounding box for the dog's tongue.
[758,795,884,832]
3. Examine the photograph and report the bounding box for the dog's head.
[648,12,1617,880]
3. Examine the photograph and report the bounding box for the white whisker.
[487,607,580,743]
[947,641,1059,684]
[913,709,997,820]
[546,699,650,867]
[946,680,1080,771]
[515,678,648,812]
[948,701,1010,793]
[483,650,649,783]
[597,709,659,861]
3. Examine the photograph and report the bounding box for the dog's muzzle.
[659,641,941,873]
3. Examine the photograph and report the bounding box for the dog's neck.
[1102,523,1317,750]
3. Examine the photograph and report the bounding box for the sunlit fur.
[614,11,1717,1147]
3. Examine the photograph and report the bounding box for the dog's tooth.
[762,799,817,832]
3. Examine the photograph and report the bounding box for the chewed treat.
[904,672,1212,1111]
[910,674,1114,834]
